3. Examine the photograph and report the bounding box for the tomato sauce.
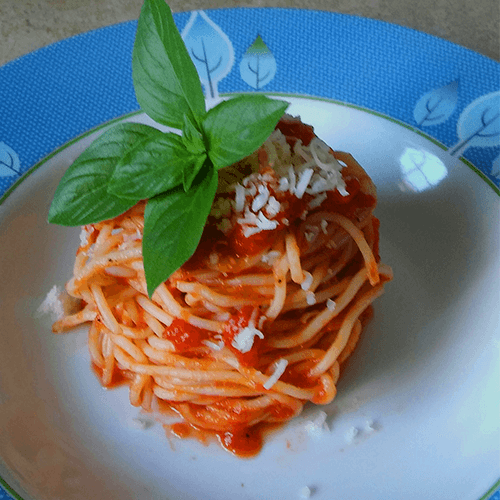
[280,360,318,389]
[182,118,376,266]
[227,187,312,257]
[167,401,297,457]
[162,318,210,353]
[321,177,376,219]
[227,224,277,256]
[182,225,228,271]
[218,402,298,457]
[216,425,265,457]
[184,181,375,267]
[169,422,212,446]
[91,362,129,389]
[166,420,265,457]
[276,119,316,146]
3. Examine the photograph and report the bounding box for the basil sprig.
[48,0,289,296]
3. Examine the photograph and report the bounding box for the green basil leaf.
[183,154,208,192]
[48,123,157,226]
[182,113,206,155]
[203,95,289,169]
[132,0,206,129]
[143,165,218,296]
[108,131,206,200]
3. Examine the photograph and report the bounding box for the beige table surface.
[0,0,499,67]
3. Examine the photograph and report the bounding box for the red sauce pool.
[168,421,263,457]
[217,426,264,458]
[167,401,297,458]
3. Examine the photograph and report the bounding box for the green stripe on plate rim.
[480,479,500,500]
[0,473,24,500]
[0,94,498,500]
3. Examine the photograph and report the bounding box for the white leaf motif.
[182,11,234,100]
[449,91,500,156]
[0,142,21,178]
[240,35,277,90]
[413,81,458,127]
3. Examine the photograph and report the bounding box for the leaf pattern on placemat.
[413,81,458,127]
[449,91,500,157]
[240,35,277,90]
[0,142,20,178]
[182,11,234,100]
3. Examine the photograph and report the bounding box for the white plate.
[1,96,499,500]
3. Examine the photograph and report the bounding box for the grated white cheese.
[365,419,377,433]
[237,208,259,226]
[301,271,313,291]
[252,185,270,212]
[320,219,328,234]
[308,192,328,209]
[308,174,330,194]
[278,176,289,191]
[336,181,349,197]
[294,168,314,199]
[261,251,280,266]
[263,358,288,390]
[202,339,225,351]
[288,166,297,194]
[306,291,316,305]
[231,322,264,353]
[305,410,329,439]
[264,196,281,217]
[304,231,315,242]
[79,226,93,247]
[215,125,351,252]
[243,225,263,238]
[345,426,359,443]
[234,184,246,212]
[310,137,342,173]
[248,184,258,197]
[38,285,64,320]
[120,229,142,249]
[257,211,279,230]
[326,299,336,311]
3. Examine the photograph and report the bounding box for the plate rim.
[1,92,498,210]
[1,6,499,497]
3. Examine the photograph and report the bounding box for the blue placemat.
[0,8,499,500]
[0,8,499,202]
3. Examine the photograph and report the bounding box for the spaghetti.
[53,116,392,456]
